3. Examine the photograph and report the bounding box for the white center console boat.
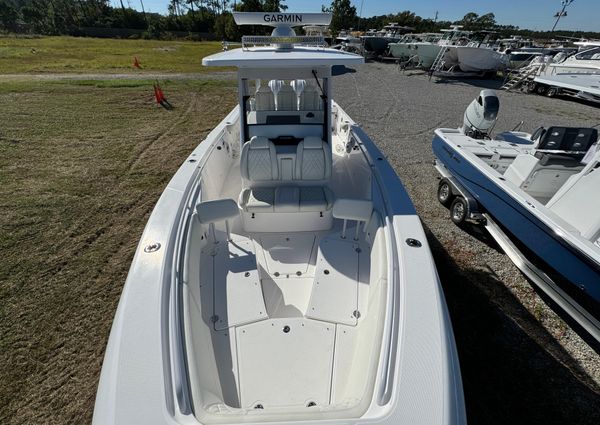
[93,12,465,425]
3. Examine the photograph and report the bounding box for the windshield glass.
[575,47,600,60]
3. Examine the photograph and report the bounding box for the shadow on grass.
[424,225,600,425]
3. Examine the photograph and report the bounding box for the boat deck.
[194,222,375,410]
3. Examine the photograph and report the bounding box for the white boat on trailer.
[433,90,600,345]
[93,12,465,425]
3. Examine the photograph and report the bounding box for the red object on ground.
[153,81,173,109]
[133,56,141,69]
[154,83,165,104]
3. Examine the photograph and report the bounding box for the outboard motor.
[462,90,500,139]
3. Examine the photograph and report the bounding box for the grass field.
[0,36,225,73]
[0,78,237,424]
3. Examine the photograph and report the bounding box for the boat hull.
[432,134,600,341]
[389,43,411,59]
[412,43,443,68]
[361,36,400,56]
[455,47,508,72]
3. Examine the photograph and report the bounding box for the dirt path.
[0,71,236,82]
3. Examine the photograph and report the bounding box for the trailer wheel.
[536,84,547,95]
[450,197,468,225]
[546,87,559,97]
[525,82,536,93]
[437,180,454,207]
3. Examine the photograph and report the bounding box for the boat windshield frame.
[236,66,332,146]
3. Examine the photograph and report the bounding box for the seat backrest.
[301,85,322,110]
[240,136,279,183]
[255,86,274,111]
[277,85,295,111]
[537,127,597,153]
[295,137,332,181]
[548,167,600,241]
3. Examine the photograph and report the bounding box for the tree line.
[0,0,287,38]
[0,0,598,41]
[325,0,600,41]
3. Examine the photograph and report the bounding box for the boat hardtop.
[93,12,465,425]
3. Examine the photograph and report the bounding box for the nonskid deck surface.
[199,224,371,410]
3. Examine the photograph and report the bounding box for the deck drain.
[307,401,316,407]
[245,272,251,277]
[254,404,263,409]
[353,310,361,319]
[296,271,302,276]
[323,269,330,275]
[405,238,422,248]
[283,325,290,333]
[274,272,280,277]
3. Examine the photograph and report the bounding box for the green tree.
[0,0,20,31]
[322,0,356,36]
[476,13,496,30]
[458,12,478,29]
[456,12,497,31]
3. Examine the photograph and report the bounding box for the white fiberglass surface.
[439,129,600,250]
[181,121,389,422]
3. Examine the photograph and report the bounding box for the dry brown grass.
[0,78,237,424]
[0,37,225,74]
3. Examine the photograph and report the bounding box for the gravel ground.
[334,62,600,424]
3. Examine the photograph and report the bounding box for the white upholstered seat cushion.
[332,198,373,222]
[275,187,300,212]
[295,137,332,181]
[277,85,295,111]
[255,86,274,111]
[299,187,334,212]
[239,188,275,212]
[240,137,279,182]
[196,199,239,224]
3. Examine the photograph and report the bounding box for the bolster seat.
[238,135,335,224]
[239,136,279,212]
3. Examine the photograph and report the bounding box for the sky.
[116,0,599,32]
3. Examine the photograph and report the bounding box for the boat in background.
[361,23,413,57]
[433,89,600,346]
[450,31,509,73]
[93,12,466,425]
[412,26,471,69]
[510,47,600,103]
[389,33,441,61]
[331,29,362,53]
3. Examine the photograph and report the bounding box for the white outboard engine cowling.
[462,89,499,139]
